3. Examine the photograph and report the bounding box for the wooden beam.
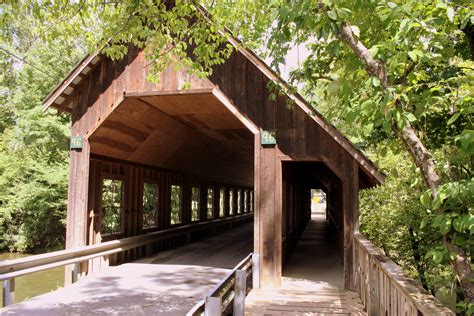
[91,136,137,153]
[43,53,99,111]
[212,88,259,135]
[233,270,246,316]
[343,159,358,290]
[124,88,214,98]
[100,120,150,143]
[256,144,282,287]
[65,137,90,284]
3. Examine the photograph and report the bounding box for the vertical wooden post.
[205,296,221,316]
[234,270,246,316]
[200,184,207,221]
[252,253,260,289]
[213,187,220,220]
[255,140,282,288]
[71,262,80,283]
[224,187,230,217]
[65,128,90,284]
[343,160,359,290]
[2,278,15,307]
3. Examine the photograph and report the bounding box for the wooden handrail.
[0,213,253,307]
[208,253,252,297]
[353,233,454,316]
[187,252,256,316]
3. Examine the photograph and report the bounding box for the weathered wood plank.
[353,233,454,315]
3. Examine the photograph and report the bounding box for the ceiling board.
[89,93,254,186]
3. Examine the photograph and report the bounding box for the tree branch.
[338,21,441,191]
[338,22,387,88]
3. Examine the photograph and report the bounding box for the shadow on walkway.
[1,222,254,315]
[283,211,343,288]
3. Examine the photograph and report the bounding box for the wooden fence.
[353,233,455,316]
[1,213,253,307]
[187,253,258,316]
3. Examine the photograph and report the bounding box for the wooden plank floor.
[245,282,366,316]
[246,212,367,315]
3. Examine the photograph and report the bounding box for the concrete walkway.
[1,222,253,315]
[246,212,366,315]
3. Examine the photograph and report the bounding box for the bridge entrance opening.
[281,161,344,288]
[311,189,326,216]
[80,91,257,275]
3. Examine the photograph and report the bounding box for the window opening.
[171,185,182,224]
[102,179,123,235]
[143,182,158,229]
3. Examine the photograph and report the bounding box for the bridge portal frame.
[44,35,385,290]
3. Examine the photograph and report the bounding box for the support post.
[254,142,282,288]
[233,270,246,316]
[343,160,359,290]
[205,296,222,316]
[2,278,15,307]
[71,262,80,283]
[252,253,260,289]
[146,243,153,256]
[65,131,90,285]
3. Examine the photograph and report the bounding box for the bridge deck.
[1,223,253,315]
[246,213,367,315]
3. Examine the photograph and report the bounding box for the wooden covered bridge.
[0,32,454,315]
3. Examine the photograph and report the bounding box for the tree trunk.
[338,21,474,302]
[445,235,474,301]
[392,126,442,191]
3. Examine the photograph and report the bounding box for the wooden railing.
[0,213,253,307]
[187,253,259,316]
[353,233,454,316]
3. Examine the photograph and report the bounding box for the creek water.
[0,252,64,307]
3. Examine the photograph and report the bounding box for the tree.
[217,0,473,306]
[0,1,85,251]
[2,0,472,308]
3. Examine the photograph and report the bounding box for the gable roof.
[43,35,385,186]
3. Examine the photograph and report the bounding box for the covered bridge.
[43,36,385,291]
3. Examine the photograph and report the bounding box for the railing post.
[146,243,153,256]
[252,253,260,289]
[205,296,221,316]
[233,270,246,316]
[2,278,15,307]
[71,262,80,283]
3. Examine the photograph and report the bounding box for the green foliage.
[359,149,454,305]
[170,185,182,225]
[212,0,473,307]
[143,183,159,229]
[101,179,124,235]
[1,0,237,85]
[0,2,84,252]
